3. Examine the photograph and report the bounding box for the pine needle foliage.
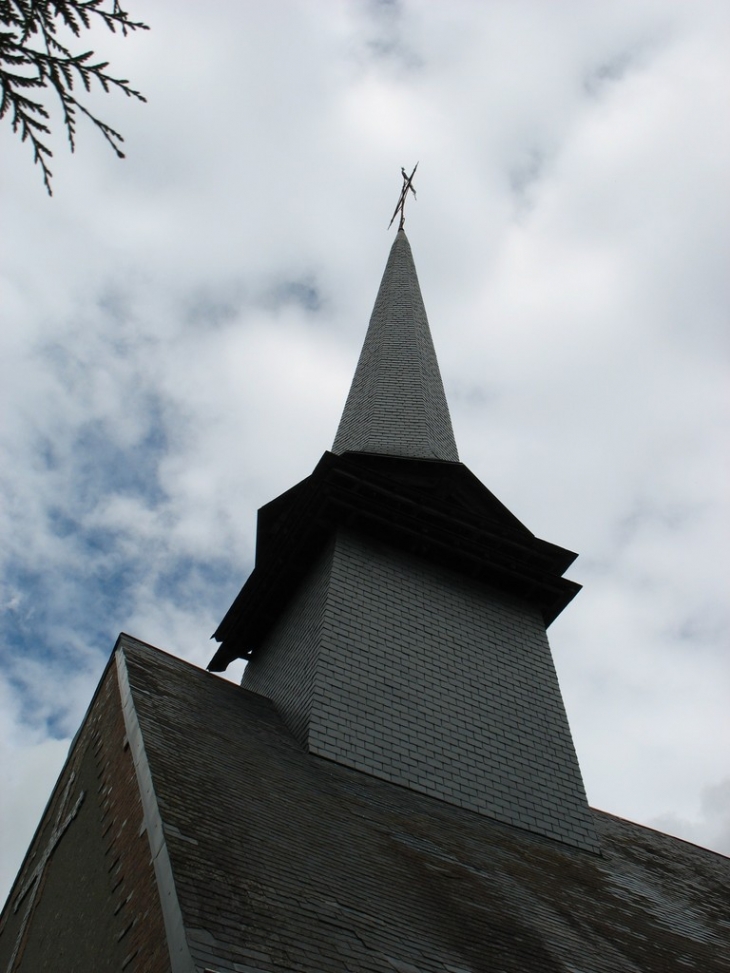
[0,0,148,194]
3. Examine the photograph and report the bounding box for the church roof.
[119,635,729,973]
[333,229,459,462]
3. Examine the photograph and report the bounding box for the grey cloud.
[583,46,645,96]
[182,282,248,332]
[652,777,730,856]
[362,0,423,71]
[265,278,323,314]
[508,147,547,215]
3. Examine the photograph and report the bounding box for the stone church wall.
[0,659,170,973]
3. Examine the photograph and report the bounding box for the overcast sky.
[1,0,728,901]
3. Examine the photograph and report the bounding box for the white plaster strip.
[115,645,197,973]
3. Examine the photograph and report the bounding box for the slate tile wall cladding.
[242,541,335,747]
[309,529,599,852]
[332,231,459,462]
[244,524,599,852]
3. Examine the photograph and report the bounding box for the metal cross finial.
[388,162,418,231]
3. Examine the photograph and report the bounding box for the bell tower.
[211,228,599,854]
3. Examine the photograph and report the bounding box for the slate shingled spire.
[333,229,459,461]
[211,227,600,852]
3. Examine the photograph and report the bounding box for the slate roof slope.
[332,229,459,462]
[120,635,730,973]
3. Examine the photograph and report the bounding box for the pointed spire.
[333,230,459,462]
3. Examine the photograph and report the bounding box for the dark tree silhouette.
[0,0,148,194]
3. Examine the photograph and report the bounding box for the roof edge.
[590,807,730,861]
[115,640,197,973]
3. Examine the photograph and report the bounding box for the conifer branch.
[0,0,148,194]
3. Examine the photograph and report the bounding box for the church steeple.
[333,229,459,462]
[211,225,599,854]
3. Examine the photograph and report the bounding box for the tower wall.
[244,528,599,852]
[242,542,334,747]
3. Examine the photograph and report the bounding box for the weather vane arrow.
[388,162,418,230]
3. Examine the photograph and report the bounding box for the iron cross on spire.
[388,163,418,231]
